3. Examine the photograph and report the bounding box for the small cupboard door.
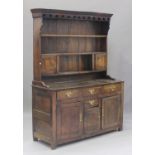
[84,99,101,134]
[57,101,83,142]
[102,95,121,129]
[94,54,107,71]
[41,55,57,75]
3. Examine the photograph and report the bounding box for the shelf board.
[44,79,120,90]
[42,70,106,77]
[41,52,107,56]
[41,34,107,38]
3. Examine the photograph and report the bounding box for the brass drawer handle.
[88,88,95,95]
[65,91,72,97]
[111,85,116,91]
[105,85,116,91]
[88,100,96,106]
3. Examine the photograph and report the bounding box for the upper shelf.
[41,34,107,38]
[41,52,106,56]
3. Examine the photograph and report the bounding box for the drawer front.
[82,87,101,97]
[57,89,80,100]
[84,99,99,109]
[102,83,121,96]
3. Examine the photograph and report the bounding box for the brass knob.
[66,91,72,97]
[88,88,95,95]
[89,100,96,106]
[111,85,116,91]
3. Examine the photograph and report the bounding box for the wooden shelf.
[42,70,106,77]
[41,34,107,38]
[41,52,107,56]
[45,79,118,90]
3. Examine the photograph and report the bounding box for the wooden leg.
[117,125,123,131]
[51,144,56,150]
[33,137,38,141]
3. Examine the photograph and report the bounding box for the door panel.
[95,54,107,70]
[57,101,83,141]
[41,55,57,75]
[102,95,120,129]
[84,99,101,134]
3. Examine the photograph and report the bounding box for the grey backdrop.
[23,0,132,113]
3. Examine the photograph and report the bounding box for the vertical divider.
[105,37,108,72]
[92,53,95,71]
[78,55,80,72]
[77,20,80,72]
[105,37,107,52]
[56,55,59,74]
[99,98,102,130]
[78,35,80,72]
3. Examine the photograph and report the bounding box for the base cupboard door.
[57,101,83,142]
[84,99,101,134]
[102,95,121,129]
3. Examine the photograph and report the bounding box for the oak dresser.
[31,8,124,149]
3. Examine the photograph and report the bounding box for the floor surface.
[23,111,132,155]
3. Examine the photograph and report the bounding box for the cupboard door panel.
[102,95,121,129]
[57,102,83,141]
[95,54,107,70]
[84,100,100,134]
[84,108,100,134]
[41,55,57,74]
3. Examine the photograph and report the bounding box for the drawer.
[84,99,99,108]
[102,83,121,96]
[82,87,101,97]
[57,89,80,100]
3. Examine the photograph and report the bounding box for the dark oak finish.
[102,95,121,128]
[84,99,101,134]
[31,8,124,149]
[57,101,83,142]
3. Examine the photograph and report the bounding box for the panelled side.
[32,87,54,145]
[33,18,42,80]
